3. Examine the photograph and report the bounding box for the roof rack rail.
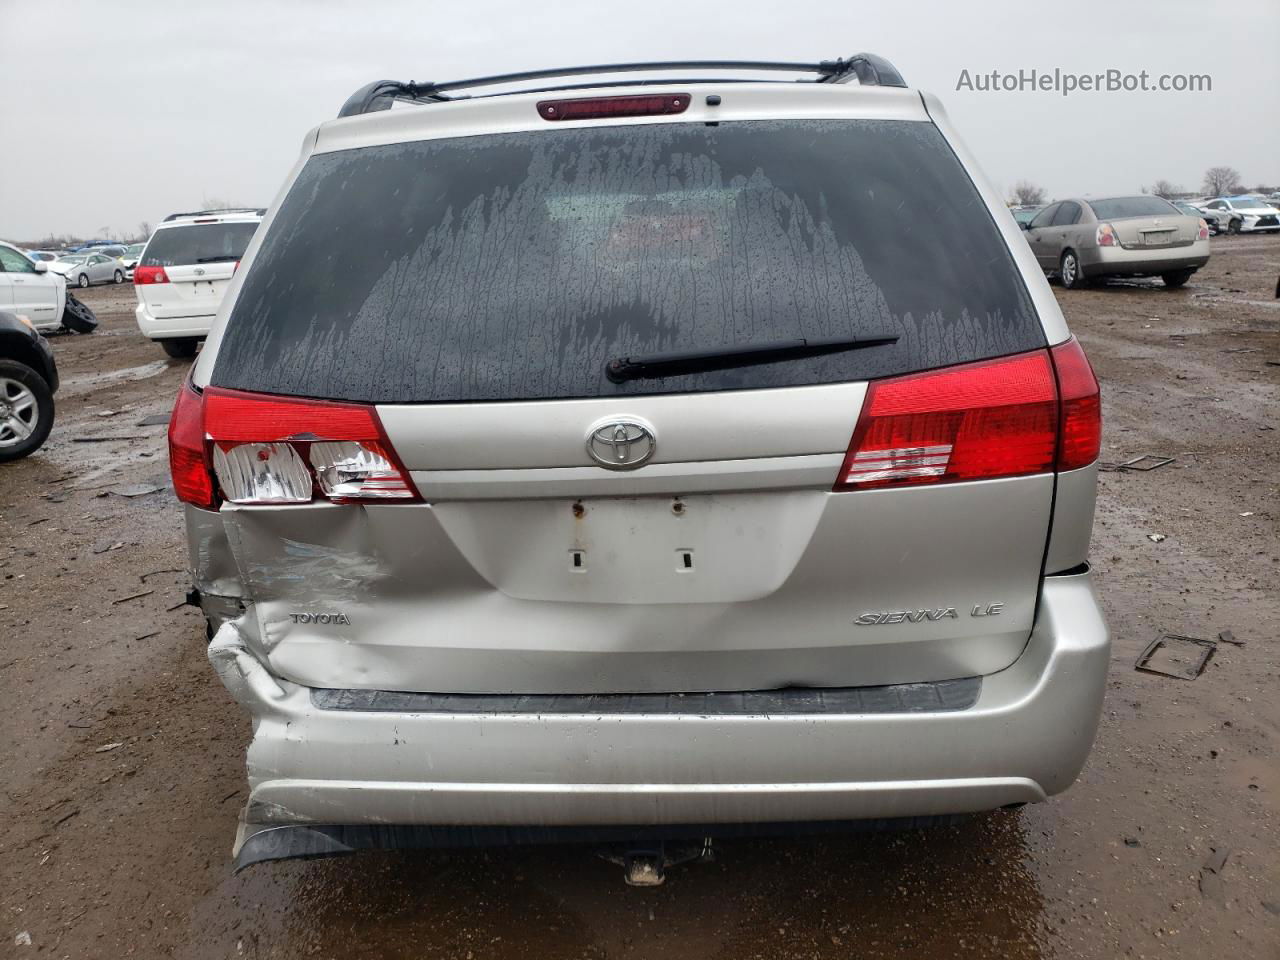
[337,53,906,118]
[162,207,267,222]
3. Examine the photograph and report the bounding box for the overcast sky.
[2,0,1277,242]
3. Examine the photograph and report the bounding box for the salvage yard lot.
[2,236,1277,959]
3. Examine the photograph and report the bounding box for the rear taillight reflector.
[538,93,690,121]
[836,350,1059,491]
[166,384,418,507]
[134,265,169,285]
[1050,338,1102,470]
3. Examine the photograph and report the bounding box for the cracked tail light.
[1096,223,1118,247]
[1197,218,1210,240]
[166,383,418,507]
[836,350,1060,491]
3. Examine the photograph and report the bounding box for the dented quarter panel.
[185,505,245,598]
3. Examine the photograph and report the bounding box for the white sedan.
[48,252,127,288]
[1200,196,1280,234]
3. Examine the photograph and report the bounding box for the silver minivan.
[172,55,1108,873]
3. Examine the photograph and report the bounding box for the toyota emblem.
[585,419,656,469]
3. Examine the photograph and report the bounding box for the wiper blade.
[195,255,239,263]
[605,334,899,383]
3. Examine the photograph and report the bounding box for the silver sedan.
[48,252,127,288]
[1023,195,1210,289]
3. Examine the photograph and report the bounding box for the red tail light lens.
[1050,338,1101,470]
[836,342,1101,491]
[538,93,690,121]
[1197,218,1210,241]
[134,265,169,285]
[836,350,1059,491]
[166,385,418,507]
[168,379,215,508]
[1096,223,1118,247]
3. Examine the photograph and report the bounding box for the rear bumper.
[212,567,1109,855]
[134,301,213,340]
[1081,240,1209,277]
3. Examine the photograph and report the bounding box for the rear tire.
[0,359,55,462]
[161,338,199,359]
[77,273,89,288]
[1060,250,1087,289]
[113,269,124,284]
[1162,269,1193,288]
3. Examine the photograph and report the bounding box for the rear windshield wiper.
[605,334,899,383]
[195,255,240,263]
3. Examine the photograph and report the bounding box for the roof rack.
[337,54,906,118]
[162,207,267,222]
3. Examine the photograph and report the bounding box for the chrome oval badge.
[585,419,656,470]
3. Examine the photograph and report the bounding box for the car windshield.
[57,256,87,264]
[1087,197,1179,219]
[1236,197,1272,209]
[125,244,144,255]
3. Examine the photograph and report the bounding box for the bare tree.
[1011,180,1047,205]
[1202,166,1242,197]
[137,220,152,240]
[1150,179,1181,199]
[201,195,242,211]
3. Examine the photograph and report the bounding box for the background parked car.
[0,311,58,462]
[121,242,145,279]
[1201,196,1280,234]
[134,208,264,357]
[1023,195,1210,288]
[88,244,127,259]
[25,250,62,264]
[1173,201,1220,234]
[0,240,66,330]
[49,251,127,288]
[1011,205,1044,226]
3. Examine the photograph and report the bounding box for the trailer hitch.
[597,838,714,886]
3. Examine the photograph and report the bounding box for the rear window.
[142,222,258,267]
[213,119,1044,403]
[1087,197,1179,220]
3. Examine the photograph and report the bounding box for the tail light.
[1096,223,1118,247]
[167,382,418,507]
[835,341,1100,491]
[134,265,169,285]
[1050,338,1102,470]
[538,93,690,121]
[1197,218,1210,240]
[168,380,215,508]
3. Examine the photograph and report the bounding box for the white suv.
[134,209,263,357]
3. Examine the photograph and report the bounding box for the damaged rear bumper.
[210,567,1109,867]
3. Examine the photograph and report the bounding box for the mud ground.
[2,237,1277,959]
